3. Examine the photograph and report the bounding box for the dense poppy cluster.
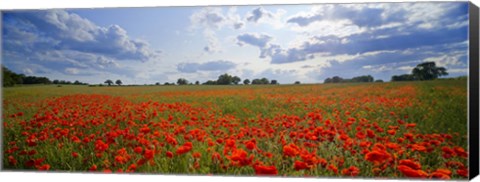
[2,83,468,179]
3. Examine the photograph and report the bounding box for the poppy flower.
[134,147,143,154]
[365,150,391,164]
[399,159,421,170]
[144,149,155,160]
[294,161,309,171]
[283,143,299,157]
[397,165,428,178]
[166,151,174,158]
[341,166,360,177]
[176,142,193,155]
[254,165,278,175]
[457,169,468,177]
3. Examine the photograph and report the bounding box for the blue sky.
[1,2,469,84]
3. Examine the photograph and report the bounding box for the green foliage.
[412,62,448,80]
[391,74,415,82]
[177,78,188,85]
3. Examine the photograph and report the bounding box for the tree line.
[2,61,452,87]
[2,65,89,87]
[171,73,279,86]
[324,75,381,83]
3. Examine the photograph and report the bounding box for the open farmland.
[2,80,468,179]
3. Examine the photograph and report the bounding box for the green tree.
[232,76,241,85]
[243,79,250,85]
[115,79,122,86]
[412,62,448,80]
[177,78,188,85]
[104,79,113,86]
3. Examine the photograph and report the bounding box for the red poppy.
[144,149,155,160]
[283,143,299,157]
[399,159,421,170]
[365,150,391,164]
[134,146,143,154]
[72,152,79,158]
[397,165,428,178]
[176,142,193,155]
[294,161,309,171]
[457,169,468,177]
[166,151,174,158]
[254,165,278,175]
[341,166,360,177]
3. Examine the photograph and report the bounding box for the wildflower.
[254,165,278,175]
[397,165,428,178]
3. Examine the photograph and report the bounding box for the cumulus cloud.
[237,3,468,64]
[190,7,246,53]
[2,10,161,79]
[236,33,273,48]
[246,7,274,23]
[177,60,236,73]
[65,67,79,75]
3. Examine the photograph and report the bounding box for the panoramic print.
[1,2,470,180]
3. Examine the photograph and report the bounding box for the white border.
[0,0,478,182]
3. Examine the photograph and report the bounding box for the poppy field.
[1,80,469,179]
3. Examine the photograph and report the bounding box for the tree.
[391,74,415,82]
[232,76,241,85]
[294,81,301,84]
[115,80,122,86]
[104,79,113,86]
[270,80,278,84]
[177,78,188,85]
[412,62,448,80]
[74,80,81,85]
[217,73,233,85]
[251,79,261,85]
[331,76,343,83]
[260,78,269,84]
[375,79,384,83]
[53,80,60,84]
[351,75,374,82]
[243,79,250,85]
[195,81,200,85]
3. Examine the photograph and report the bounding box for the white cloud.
[65,67,79,75]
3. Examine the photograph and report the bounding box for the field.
[1,80,469,179]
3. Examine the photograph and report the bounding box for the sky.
[1,2,469,85]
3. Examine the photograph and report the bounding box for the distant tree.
[351,75,374,82]
[375,79,384,83]
[294,81,301,84]
[104,79,113,86]
[115,79,122,86]
[232,76,241,85]
[164,82,170,85]
[53,80,60,84]
[331,76,343,83]
[74,80,81,85]
[217,73,233,85]
[203,80,217,85]
[391,74,415,82]
[195,81,200,85]
[412,62,448,80]
[260,78,269,84]
[155,82,160,85]
[177,78,188,85]
[251,79,261,85]
[243,79,250,85]
[324,78,332,83]
[270,80,278,84]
